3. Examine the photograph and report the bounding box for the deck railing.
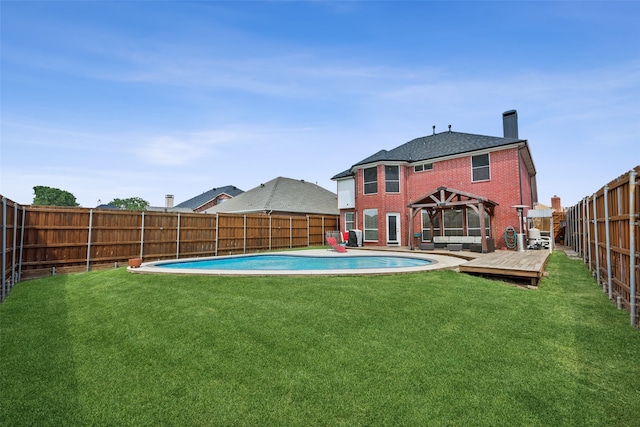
[565,166,640,327]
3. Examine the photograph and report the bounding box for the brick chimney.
[551,195,561,211]
[165,194,174,208]
[502,110,518,139]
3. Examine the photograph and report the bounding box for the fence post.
[215,213,219,257]
[140,211,145,259]
[604,185,613,300]
[2,197,7,302]
[86,209,93,272]
[629,170,637,326]
[269,216,272,251]
[18,206,25,283]
[243,215,247,254]
[586,197,592,271]
[290,217,292,249]
[12,202,18,286]
[582,198,588,263]
[176,213,181,259]
[592,193,600,283]
[307,216,310,247]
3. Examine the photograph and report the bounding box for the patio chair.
[326,236,347,253]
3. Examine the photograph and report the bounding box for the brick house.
[331,110,537,250]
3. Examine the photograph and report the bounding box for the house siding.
[342,146,533,249]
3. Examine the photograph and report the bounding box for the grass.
[1,251,639,426]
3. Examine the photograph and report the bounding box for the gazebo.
[408,187,499,253]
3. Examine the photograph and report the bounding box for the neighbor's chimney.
[502,109,518,139]
[165,194,174,208]
[551,195,561,212]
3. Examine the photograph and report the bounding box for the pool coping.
[128,249,467,276]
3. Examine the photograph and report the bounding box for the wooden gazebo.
[408,187,499,253]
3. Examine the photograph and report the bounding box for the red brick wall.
[346,147,534,249]
[194,194,234,213]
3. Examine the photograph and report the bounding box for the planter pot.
[128,258,142,268]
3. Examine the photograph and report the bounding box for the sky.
[1,1,639,209]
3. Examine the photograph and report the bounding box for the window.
[385,165,400,193]
[364,209,378,241]
[472,154,490,181]
[443,209,464,236]
[344,212,355,231]
[421,212,441,241]
[414,163,433,172]
[466,208,491,237]
[363,167,377,194]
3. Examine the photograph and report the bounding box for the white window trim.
[363,209,378,242]
[472,153,491,182]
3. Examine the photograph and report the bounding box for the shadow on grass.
[0,273,86,425]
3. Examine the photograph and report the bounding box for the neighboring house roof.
[175,185,244,211]
[204,177,339,216]
[332,130,533,180]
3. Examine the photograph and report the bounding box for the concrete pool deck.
[128,248,467,276]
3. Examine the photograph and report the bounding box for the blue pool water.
[158,254,432,271]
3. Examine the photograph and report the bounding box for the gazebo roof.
[409,187,499,210]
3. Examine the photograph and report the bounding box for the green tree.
[109,197,149,211]
[32,186,79,206]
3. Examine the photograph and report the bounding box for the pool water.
[158,254,432,271]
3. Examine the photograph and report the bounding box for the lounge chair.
[326,236,347,253]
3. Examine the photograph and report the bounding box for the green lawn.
[1,251,638,426]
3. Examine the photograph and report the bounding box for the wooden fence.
[564,166,640,327]
[1,197,338,300]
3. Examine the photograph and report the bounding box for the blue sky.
[2,1,638,208]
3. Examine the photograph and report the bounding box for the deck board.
[458,250,551,285]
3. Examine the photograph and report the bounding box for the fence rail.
[1,198,338,300]
[565,166,639,327]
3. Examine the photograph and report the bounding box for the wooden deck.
[458,250,551,286]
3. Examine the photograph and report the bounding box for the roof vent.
[448,124,452,133]
[432,125,436,135]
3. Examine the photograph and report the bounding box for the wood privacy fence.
[1,197,338,301]
[564,166,640,327]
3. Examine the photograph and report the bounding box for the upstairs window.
[472,154,490,182]
[385,165,400,193]
[363,167,377,194]
[414,163,433,172]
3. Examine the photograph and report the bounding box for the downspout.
[517,147,524,205]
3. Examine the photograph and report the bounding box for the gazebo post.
[479,201,488,253]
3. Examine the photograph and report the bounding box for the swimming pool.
[159,254,432,270]
[129,249,467,276]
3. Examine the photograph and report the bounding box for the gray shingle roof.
[205,177,338,215]
[332,131,523,180]
[175,185,244,210]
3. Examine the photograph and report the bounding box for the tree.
[109,197,149,211]
[33,186,79,206]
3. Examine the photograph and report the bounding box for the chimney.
[551,195,561,212]
[165,194,174,208]
[502,109,518,139]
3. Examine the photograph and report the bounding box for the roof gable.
[205,177,338,215]
[175,185,244,210]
